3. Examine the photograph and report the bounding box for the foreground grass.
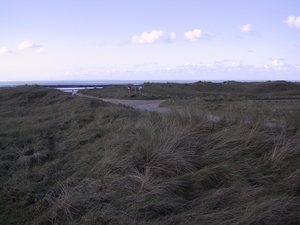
[1,85,300,224]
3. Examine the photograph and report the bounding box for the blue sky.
[1,0,300,81]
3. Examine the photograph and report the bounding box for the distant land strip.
[41,84,124,88]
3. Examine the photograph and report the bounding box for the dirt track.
[76,93,168,112]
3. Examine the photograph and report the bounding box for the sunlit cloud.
[132,30,165,44]
[17,40,41,49]
[264,59,293,72]
[238,24,252,32]
[0,47,12,54]
[271,59,284,67]
[284,15,300,29]
[184,29,201,41]
[132,30,176,44]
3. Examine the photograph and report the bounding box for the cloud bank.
[88,59,299,81]
[285,15,300,29]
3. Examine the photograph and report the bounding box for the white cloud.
[132,30,165,44]
[35,48,46,53]
[161,32,177,43]
[0,47,12,54]
[238,24,252,32]
[285,15,300,29]
[264,65,270,71]
[184,29,201,41]
[169,32,176,42]
[17,40,41,49]
[271,59,284,67]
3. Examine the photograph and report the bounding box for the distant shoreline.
[0,80,197,88]
[1,80,300,88]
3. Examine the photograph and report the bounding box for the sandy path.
[76,93,168,112]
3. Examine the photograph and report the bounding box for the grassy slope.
[79,80,300,100]
[1,85,300,224]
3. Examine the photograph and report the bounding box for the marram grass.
[0,85,300,224]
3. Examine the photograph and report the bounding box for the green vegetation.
[1,83,300,224]
[79,80,300,100]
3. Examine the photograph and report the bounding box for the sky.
[1,0,300,81]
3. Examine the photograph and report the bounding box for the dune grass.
[79,80,300,100]
[1,84,300,224]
